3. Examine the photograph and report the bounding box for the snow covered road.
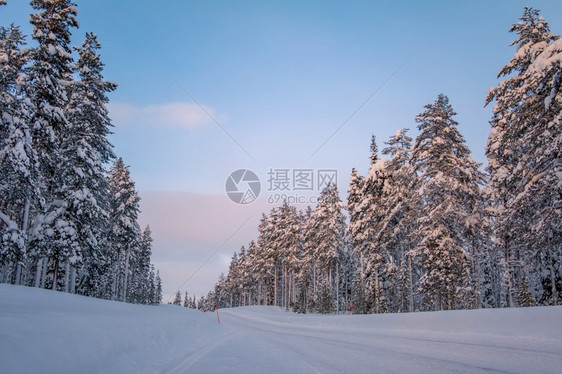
[1,285,561,373]
[169,306,562,374]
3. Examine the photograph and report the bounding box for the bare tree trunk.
[52,257,60,290]
[122,248,131,302]
[407,240,414,312]
[70,266,76,294]
[64,262,70,293]
[40,259,47,288]
[0,264,5,283]
[359,252,366,312]
[285,268,289,310]
[14,262,21,285]
[259,276,264,305]
[291,273,296,306]
[111,260,118,300]
[34,258,43,288]
[336,265,340,314]
[374,268,380,313]
[547,245,558,305]
[15,199,31,286]
[472,237,481,309]
[312,263,316,299]
[282,265,287,310]
[505,244,514,308]
[274,264,278,307]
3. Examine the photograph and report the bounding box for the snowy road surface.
[1,284,561,373]
[167,307,562,374]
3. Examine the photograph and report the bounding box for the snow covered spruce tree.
[107,158,140,302]
[183,291,189,307]
[255,213,274,305]
[61,32,117,296]
[128,225,153,304]
[295,206,314,313]
[225,250,241,307]
[337,233,355,314]
[244,240,260,305]
[346,167,367,313]
[0,24,38,285]
[348,136,390,313]
[153,268,163,304]
[275,202,302,310]
[379,129,421,312]
[411,94,486,311]
[235,247,248,306]
[363,137,393,313]
[263,207,285,307]
[25,0,80,290]
[485,7,562,306]
[173,290,181,306]
[306,184,347,313]
[518,276,536,307]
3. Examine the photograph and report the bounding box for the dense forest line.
[0,1,162,304]
[199,7,562,314]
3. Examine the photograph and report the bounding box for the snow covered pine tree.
[485,7,562,306]
[411,94,485,311]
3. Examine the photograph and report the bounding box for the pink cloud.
[137,191,268,300]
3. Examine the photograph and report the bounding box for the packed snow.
[1,284,561,373]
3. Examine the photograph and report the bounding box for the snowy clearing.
[1,284,561,374]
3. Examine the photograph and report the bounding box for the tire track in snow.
[268,330,516,374]
[159,331,238,374]
[239,324,324,374]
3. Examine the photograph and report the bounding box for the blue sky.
[2,0,562,299]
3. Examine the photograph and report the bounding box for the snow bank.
[0,284,222,373]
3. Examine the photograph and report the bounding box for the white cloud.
[107,101,214,129]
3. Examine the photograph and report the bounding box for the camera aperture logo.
[225,169,261,205]
[225,168,337,205]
